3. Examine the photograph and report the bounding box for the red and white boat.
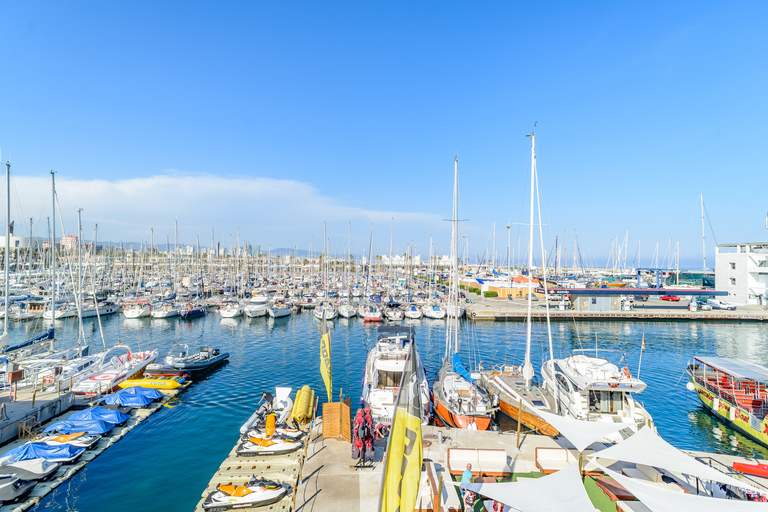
[71,345,158,396]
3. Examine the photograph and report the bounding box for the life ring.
[505,365,520,375]
[43,375,55,385]
[609,382,620,389]
[622,366,631,379]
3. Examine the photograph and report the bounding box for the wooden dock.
[0,389,180,512]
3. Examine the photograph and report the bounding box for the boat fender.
[686,382,695,392]
[265,414,276,438]
[290,389,303,420]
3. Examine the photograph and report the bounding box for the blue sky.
[0,2,765,268]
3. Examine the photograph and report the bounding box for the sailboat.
[431,157,494,430]
[480,129,557,436]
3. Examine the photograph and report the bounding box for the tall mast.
[50,172,57,329]
[701,194,706,270]
[1,161,10,348]
[523,130,536,389]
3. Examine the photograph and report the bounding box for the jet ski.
[0,459,60,481]
[0,442,85,465]
[243,423,304,441]
[0,474,35,504]
[35,431,101,449]
[202,476,290,511]
[235,433,303,457]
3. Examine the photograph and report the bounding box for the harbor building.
[715,242,768,305]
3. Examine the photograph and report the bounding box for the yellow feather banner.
[319,318,332,402]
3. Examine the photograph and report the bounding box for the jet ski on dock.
[202,476,290,511]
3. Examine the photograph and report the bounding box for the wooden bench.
[595,477,635,502]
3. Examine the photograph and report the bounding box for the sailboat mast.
[2,161,10,344]
[523,131,536,389]
[51,171,56,323]
[701,194,706,270]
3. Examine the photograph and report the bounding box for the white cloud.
[8,172,446,252]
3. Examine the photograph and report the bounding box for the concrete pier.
[0,387,73,446]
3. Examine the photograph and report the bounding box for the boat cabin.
[690,357,768,420]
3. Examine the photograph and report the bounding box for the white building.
[715,243,768,305]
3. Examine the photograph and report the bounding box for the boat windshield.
[169,344,189,358]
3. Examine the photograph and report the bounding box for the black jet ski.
[202,476,290,511]
[0,474,35,504]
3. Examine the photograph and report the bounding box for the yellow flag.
[319,318,332,402]
[379,340,423,512]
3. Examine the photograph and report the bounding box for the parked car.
[696,300,713,311]
[707,298,737,310]
[661,295,681,302]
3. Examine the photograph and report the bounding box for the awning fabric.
[593,425,761,492]
[600,465,768,512]
[532,409,630,452]
[457,463,595,512]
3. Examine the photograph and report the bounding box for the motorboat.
[144,344,192,376]
[541,348,653,442]
[240,387,294,434]
[68,406,130,425]
[360,326,431,425]
[71,345,158,396]
[0,475,35,504]
[421,303,446,319]
[202,476,290,511]
[174,346,229,373]
[43,419,114,436]
[35,432,101,449]
[243,295,269,318]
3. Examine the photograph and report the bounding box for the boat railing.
[694,455,763,497]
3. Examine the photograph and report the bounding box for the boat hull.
[689,375,768,448]
[432,397,492,430]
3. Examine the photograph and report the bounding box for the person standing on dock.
[262,391,274,411]
[462,463,475,509]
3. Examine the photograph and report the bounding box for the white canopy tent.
[456,463,595,512]
[532,408,631,452]
[601,466,768,512]
[593,425,761,492]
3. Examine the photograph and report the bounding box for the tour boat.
[686,357,768,448]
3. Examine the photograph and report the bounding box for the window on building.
[730,262,736,270]
[758,261,768,268]
[730,278,736,286]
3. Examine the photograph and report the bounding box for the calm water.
[4,312,766,511]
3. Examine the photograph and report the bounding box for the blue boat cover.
[99,392,153,407]
[452,353,474,383]
[3,442,84,462]
[69,406,129,425]
[117,386,163,400]
[44,419,113,435]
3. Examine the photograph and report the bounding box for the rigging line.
[702,202,718,246]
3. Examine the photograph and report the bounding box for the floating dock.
[0,387,74,446]
[0,388,180,512]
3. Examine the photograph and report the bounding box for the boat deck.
[0,389,180,512]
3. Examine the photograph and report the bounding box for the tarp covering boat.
[116,386,163,400]
[452,353,474,383]
[2,442,84,462]
[43,419,113,435]
[68,406,129,425]
[99,391,153,407]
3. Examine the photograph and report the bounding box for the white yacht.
[359,303,383,322]
[151,301,180,318]
[338,303,357,318]
[421,302,446,319]
[313,302,338,320]
[541,348,654,442]
[403,304,423,319]
[361,326,431,425]
[268,301,292,319]
[243,295,269,318]
[219,300,244,318]
[123,302,152,319]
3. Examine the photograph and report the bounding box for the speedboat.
[240,387,294,433]
[172,346,228,373]
[202,476,290,511]
[243,295,269,318]
[541,348,653,442]
[35,432,101,449]
[361,326,431,425]
[145,343,190,376]
[0,475,35,504]
[432,354,494,430]
[220,300,244,318]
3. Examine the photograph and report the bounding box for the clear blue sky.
[0,1,765,269]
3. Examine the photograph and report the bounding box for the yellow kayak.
[118,374,186,390]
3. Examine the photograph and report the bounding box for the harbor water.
[8,312,767,511]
